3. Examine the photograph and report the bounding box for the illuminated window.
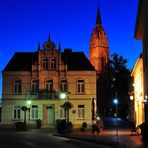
[42,58,48,70]
[31,105,38,119]
[14,79,21,94]
[50,58,56,70]
[78,105,85,119]
[59,105,66,119]
[60,80,67,92]
[31,80,39,93]
[14,105,21,119]
[77,80,85,93]
[45,80,53,92]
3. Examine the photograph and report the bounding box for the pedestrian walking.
[92,123,100,134]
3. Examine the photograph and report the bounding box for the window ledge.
[12,119,21,121]
[76,118,85,120]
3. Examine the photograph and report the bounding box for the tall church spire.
[96,6,102,26]
[89,6,109,74]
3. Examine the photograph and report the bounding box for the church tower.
[89,7,109,74]
[89,6,110,116]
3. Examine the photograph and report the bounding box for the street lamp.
[113,98,119,145]
[60,93,67,99]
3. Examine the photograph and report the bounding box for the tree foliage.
[98,53,130,118]
[110,53,130,117]
[110,53,130,98]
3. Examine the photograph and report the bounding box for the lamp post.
[113,98,119,145]
[129,95,135,125]
[144,95,148,122]
[26,100,31,120]
[26,100,31,128]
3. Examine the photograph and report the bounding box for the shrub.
[56,119,73,134]
[140,122,148,140]
[15,122,26,131]
[56,119,66,134]
[81,122,87,132]
[36,119,42,129]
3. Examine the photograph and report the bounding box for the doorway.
[47,104,55,124]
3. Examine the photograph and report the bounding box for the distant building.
[131,54,144,126]
[1,37,96,127]
[89,7,110,116]
[135,0,148,122]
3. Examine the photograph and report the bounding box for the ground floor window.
[78,105,85,119]
[31,105,38,119]
[59,105,66,119]
[14,105,21,119]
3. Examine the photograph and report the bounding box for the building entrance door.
[48,104,55,124]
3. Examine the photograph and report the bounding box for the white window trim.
[59,105,66,119]
[31,79,39,93]
[13,105,21,120]
[45,79,53,91]
[31,105,38,119]
[77,79,85,94]
[77,105,85,119]
[13,79,21,94]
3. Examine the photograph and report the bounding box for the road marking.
[25,142,41,148]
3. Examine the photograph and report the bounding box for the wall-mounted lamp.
[130,95,134,101]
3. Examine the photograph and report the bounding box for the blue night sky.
[0,0,142,98]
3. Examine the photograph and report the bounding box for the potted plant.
[36,119,42,129]
[81,122,87,132]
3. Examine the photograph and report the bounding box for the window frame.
[50,58,56,70]
[42,58,48,70]
[59,105,66,119]
[60,79,68,92]
[14,79,22,94]
[31,79,39,93]
[45,79,53,92]
[13,105,21,120]
[31,105,38,119]
[77,79,85,93]
[77,105,85,119]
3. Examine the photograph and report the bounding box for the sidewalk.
[55,128,148,148]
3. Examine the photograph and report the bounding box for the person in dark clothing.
[92,123,100,134]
